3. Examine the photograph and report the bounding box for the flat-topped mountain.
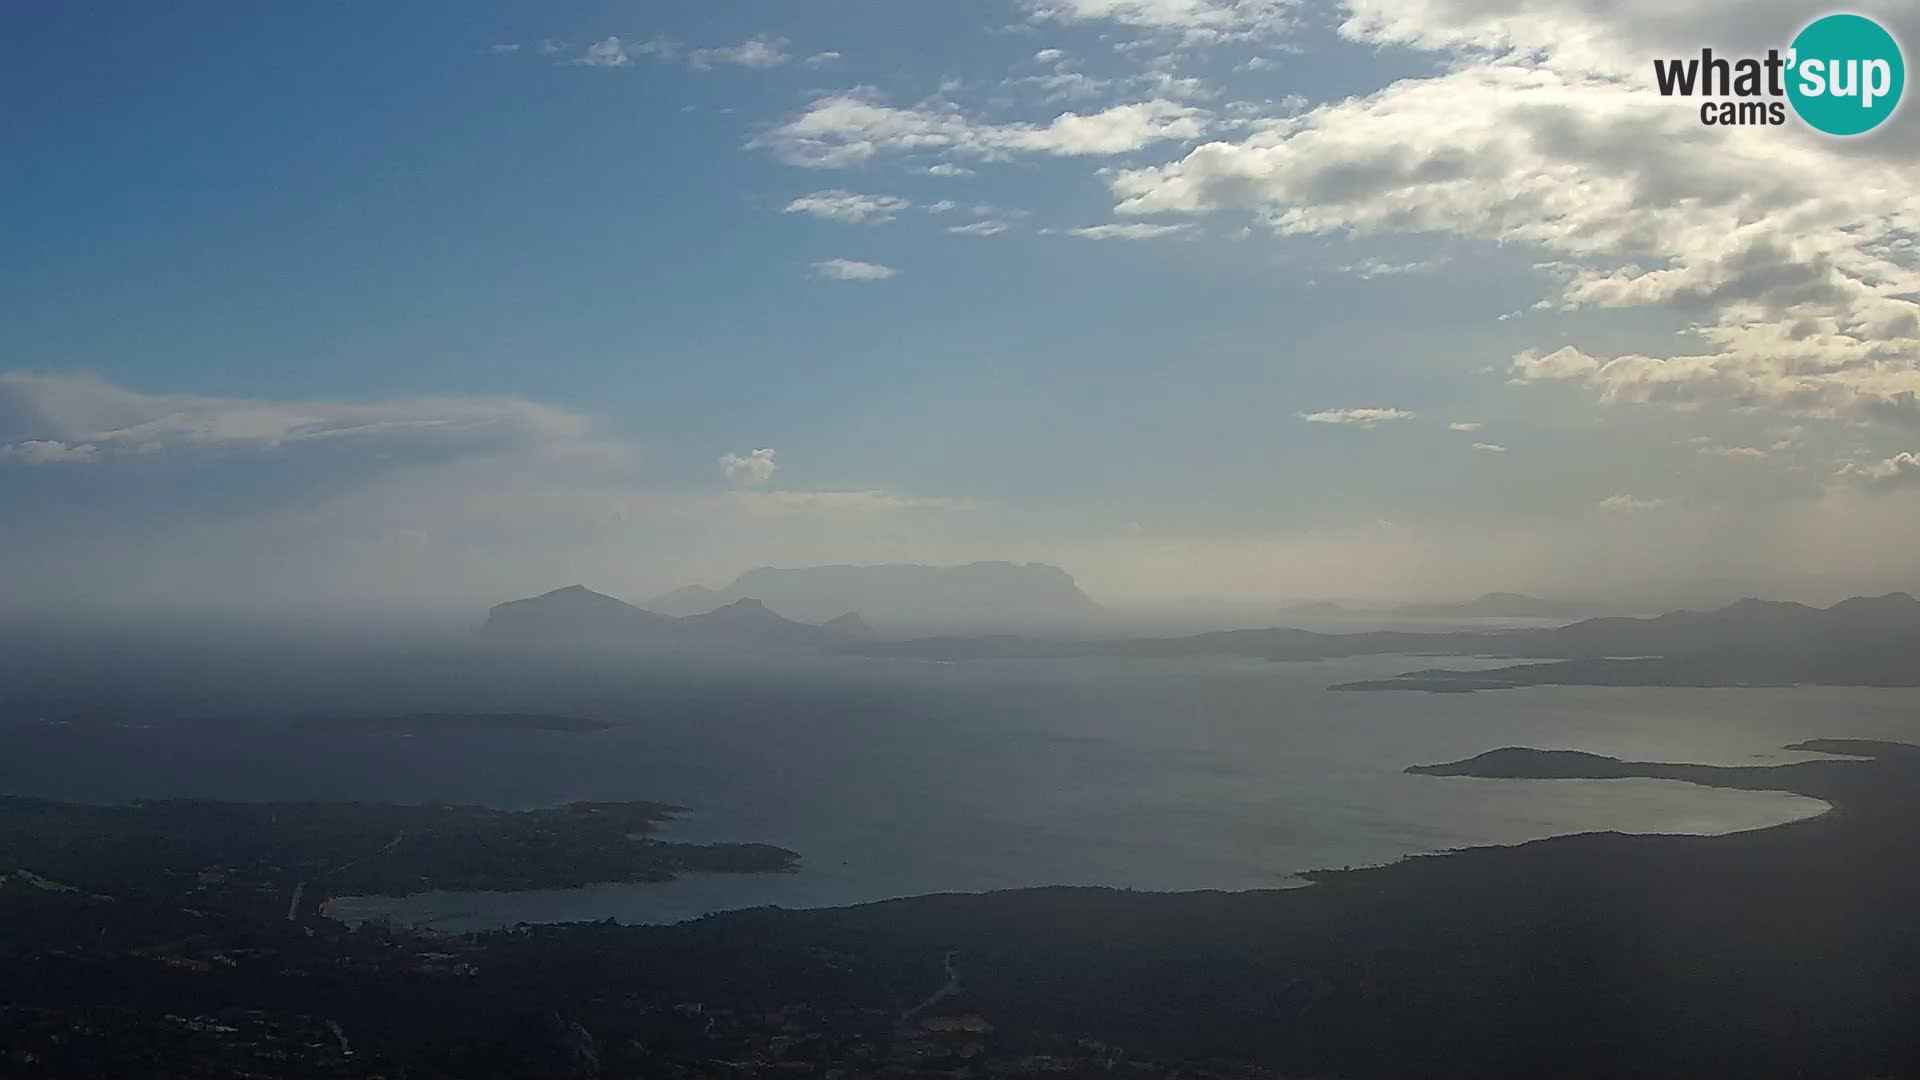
[647,561,1103,630]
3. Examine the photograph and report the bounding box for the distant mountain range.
[1342,592,1920,692]
[477,586,865,649]
[646,561,1103,630]
[479,581,1920,691]
[860,592,1920,689]
[1385,592,1611,620]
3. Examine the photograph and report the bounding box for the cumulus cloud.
[1698,445,1767,461]
[753,92,1210,168]
[1448,421,1483,432]
[948,220,1011,236]
[811,258,898,281]
[1104,10,1920,429]
[718,448,778,486]
[1509,346,1601,383]
[1064,222,1191,240]
[783,190,913,224]
[926,163,974,177]
[1835,452,1920,493]
[575,36,632,67]
[1471,442,1507,453]
[0,439,99,465]
[1299,407,1415,426]
[1022,0,1298,42]
[1340,257,1447,279]
[1596,494,1668,513]
[803,51,842,68]
[689,35,790,70]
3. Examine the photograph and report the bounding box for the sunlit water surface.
[10,653,1915,929]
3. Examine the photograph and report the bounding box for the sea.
[7,651,1916,930]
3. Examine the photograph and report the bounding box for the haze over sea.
[10,652,1914,930]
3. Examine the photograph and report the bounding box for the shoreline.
[328,768,1830,931]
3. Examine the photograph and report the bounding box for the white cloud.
[1105,23,1920,429]
[689,35,790,70]
[575,36,631,68]
[731,489,974,514]
[1299,407,1415,426]
[1034,48,1067,63]
[948,220,1011,236]
[1022,0,1298,43]
[782,190,912,225]
[1836,452,1920,493]
[0,371,1002,614]
[0,371,589,457]
[803,51,842,68]
[1065,222,1191,240]
[811,258,898,281]
[718,448,778,486]
[1448,421,1483,432]
[1340,257,1447,279]
[490,43,522,55]
[926,163,974,177]
[1509,346,1600,383]
[0,439,99,465]
[1022,68,1116,103]
[1697,446,1767,461]
[1471,442,1507,453]
[754,92,1210,168]
[1597,494,1668,513]
[926,200,959,214]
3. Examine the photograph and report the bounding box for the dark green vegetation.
[292,713,613,734]
[0,796,796,901]
[8,741,1920,1077]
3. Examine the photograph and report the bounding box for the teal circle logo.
[1787,13,1905,135]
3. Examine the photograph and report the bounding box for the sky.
[3,0,1919,618]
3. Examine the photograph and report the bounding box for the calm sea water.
[8,652,1915,929]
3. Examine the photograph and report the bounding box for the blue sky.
[3,0,1918,615]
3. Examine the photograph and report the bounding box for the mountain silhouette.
[821,612,876,638]
[1390,592,1609,619]
[477,588,859,649]
[476,585,670,640]
[647,561,1102,630]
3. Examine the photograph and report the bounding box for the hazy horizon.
[5,1,1918,620]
